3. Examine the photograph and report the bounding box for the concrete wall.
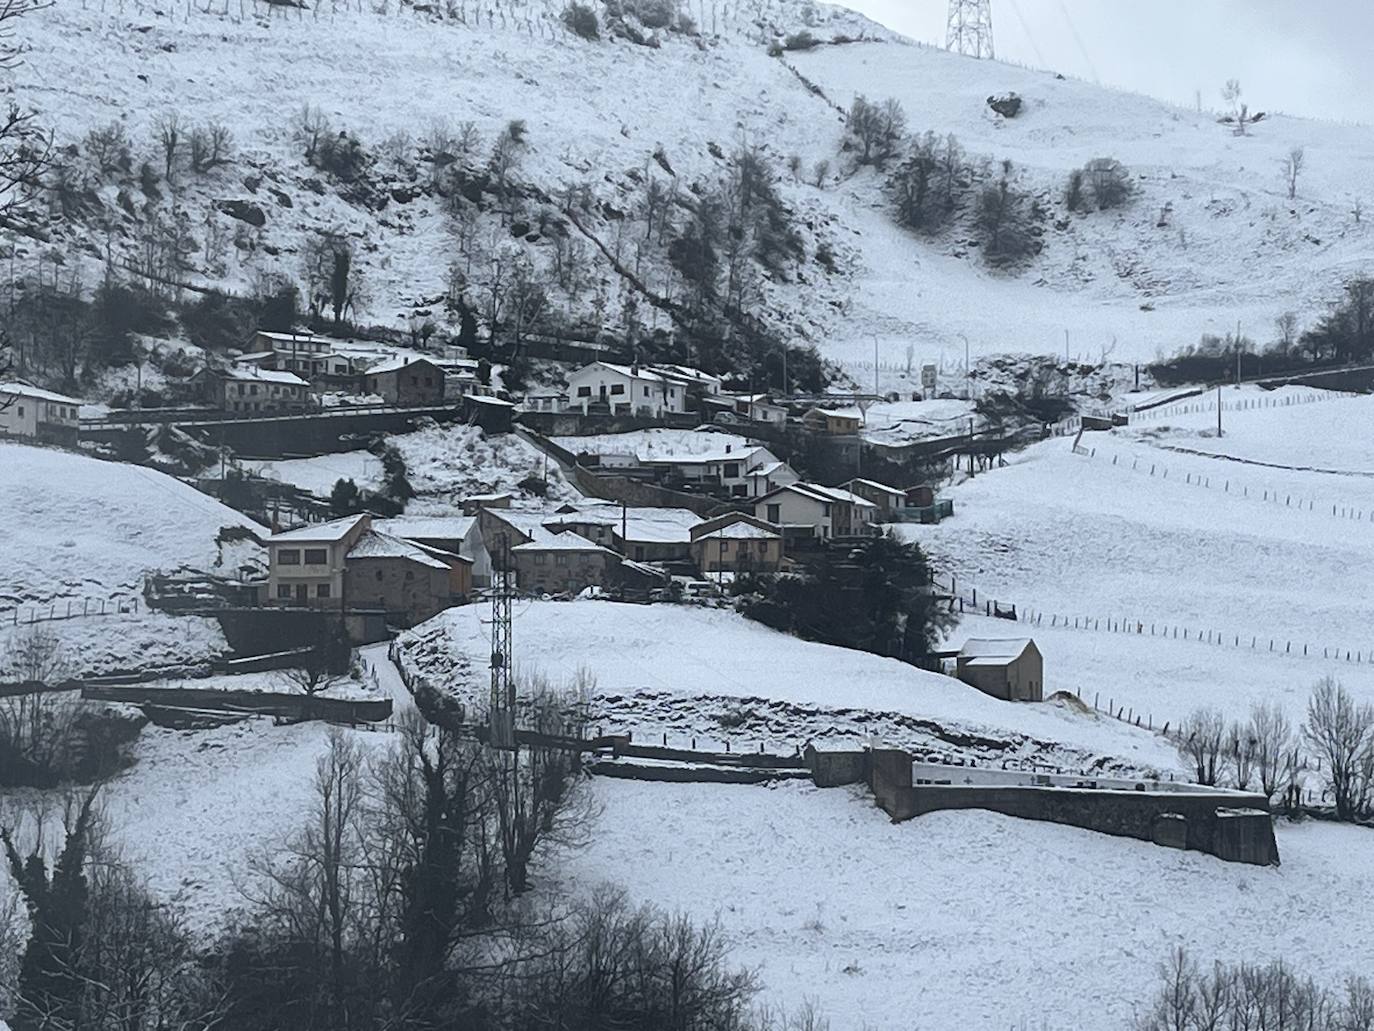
[805,745,1280,866]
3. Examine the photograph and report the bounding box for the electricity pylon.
[488,532,517,750]
[946,0,995,60]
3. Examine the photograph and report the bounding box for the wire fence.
[1073,445,1374,523]
[3,597,143,626]
[1127,388,1358,423]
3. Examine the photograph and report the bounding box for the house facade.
[511,532,621,595]
[565,362,688,417]
[362,357,446,406]
[0,383,83,443]
[802,407,863,434]
[955,639,1044,702]
[642,445,796,499]
[264,513,461,624]
[843,478,907,517]
[730,393,788,425]
[206,367,311,413]
[264,515,371,608]
[753,483,879,540]
[689,513,783,575]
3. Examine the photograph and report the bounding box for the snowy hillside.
[8,0,1371,391]
[0,442,265,615]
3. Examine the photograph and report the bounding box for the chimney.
[725,444,732,453]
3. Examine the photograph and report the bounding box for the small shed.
[955,638,1043,702]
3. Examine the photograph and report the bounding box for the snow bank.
[555,778,1374,1030]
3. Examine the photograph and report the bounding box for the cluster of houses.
[199,331,494,413]
[521,359,866,435]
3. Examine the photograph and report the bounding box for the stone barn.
[955,638,1043,702]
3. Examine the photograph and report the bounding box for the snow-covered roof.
[959,639,1037,662]
[220,367,310,387]
[468,395,516,408]
[372,516,475,541]
[0,382,85,405]
[846,478,906,498]
[573,361,667,384]
[253,330,336,347]
[752,461,791,477]
[361,354,441,375]
[511,530,615,554]
[763,483,879,509]
[641,446,766,467]
[269,514,368,543]
[347,529,451,569]
[808,406,864,421]
[694,522,780,541]
[649,363,721,386]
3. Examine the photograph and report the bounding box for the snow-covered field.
[0,443,265,616]
[0,612,231,678]
[909,395,1374,727]
[554,778,1374,1031]
[398,599,1176,772]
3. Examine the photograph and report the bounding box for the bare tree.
[1303,676,1374,820]
[0,624,83,786]
[845,95,905,168]
[811,158,830,188]
[293,104,331,163]
[1274,311,1299,352]
[1220,78,1260,136]
[1282,146,1305,200]
[188,122,233,173]
[0,0,50,237]
[1353,196,1364,225]
[154,113,182,182]
[1247,700,1292,801]
[1176,707,1226,786]
[278,620,353,715]
[487,671,593,897]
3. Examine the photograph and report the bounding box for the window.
[277,583,292,599]
[15,405,22,417]
[534,554,547,565]
[376,570,384,581]
[766,504,780,523]
[822,503,832,516]
[317,583,331,598]
[642,386,650,397]
[610,384,625,395]
[278,549,301,565]
[724,463,739,479]
[237,384,246,396]
[719,540,731,554]
[555,554,569,566]
[303,548,327,565]
[250,385,259,396]
[577,386,592,397]
[758,543,770,557]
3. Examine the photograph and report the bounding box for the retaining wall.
[81,683,392,723]
[805,746,1279,866]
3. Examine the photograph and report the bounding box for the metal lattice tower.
[488,532,517,750]
[946,0,995,60]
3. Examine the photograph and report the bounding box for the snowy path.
[361,641,415,717]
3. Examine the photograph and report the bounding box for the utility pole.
[1236,319,1243,386]
[873,335,879,399]
[489,533,516,750]
[1217,383,1223,438]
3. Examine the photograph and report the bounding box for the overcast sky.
[845,1,1371,125]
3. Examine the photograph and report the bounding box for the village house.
[522,388,567,413]
[802,407,864,434]
[263,513,463,624]
[955,638,1044,702]
[511,531,622,596]
[843,478,908,517]
[689,513,784,576]
[752,482,879,541]
[239,330,358,383]
[729,393,789,425]
[641,444,796,498]
[361,356,446,406]
[371,515,475,560]
[0,382,84,444]
[649,363,724,401]
[204,367,311,413]
[564,361,689,417]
